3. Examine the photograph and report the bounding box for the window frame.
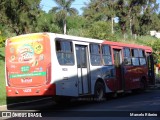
[123,47,132,66]
[101,45,113,65]
[90,43,102,66]
[55,39,75,66]
[131,48,140,66]
[138,49,147,66]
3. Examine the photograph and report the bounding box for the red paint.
[5,33,52,97]
[103,41,152,52]
[6,84,56,97]
[104,78,117,91]
[102,40,151,91]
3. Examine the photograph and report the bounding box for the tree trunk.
[111,17,114,34]
[63,19,66,35]
[123,33,126,41]
[130,18,132,37]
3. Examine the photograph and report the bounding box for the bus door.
[113,48,125,91]
[146,52,155,85]
[75,45,91,95]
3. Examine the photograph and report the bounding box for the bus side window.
[131,49,139,66]
[90,44,101,66]
[123,48,131,65]
[139,49,146,66]
[56,40,74,65]
[102,45,112,65]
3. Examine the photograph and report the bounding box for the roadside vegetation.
[0,47,6,105]
[0,0,160,105]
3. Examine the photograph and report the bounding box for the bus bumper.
[6,84,56,97]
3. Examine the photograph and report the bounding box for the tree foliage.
[51,0,78,34]
[0,0,41,35]
[0,0,160,54]
[35,11,61,33]
[151,40,160,63]
[88,21,112,40]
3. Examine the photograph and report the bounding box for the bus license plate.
[23,89,32,93]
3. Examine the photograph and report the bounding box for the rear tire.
[94,82,105,101]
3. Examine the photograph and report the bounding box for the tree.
[0,0,7,24]
[66,15,89,37]
[35,11,61,33]
[116,0,159,37]
[2,0,41,35]
[83,0,117,34]
[51,0,78,34]
[139,0,159,35]
[116,0,129,39]
[103,0,117,34]
[88,21,112,40]
[151,40,160,64]
[67,16,86,30]
[83,0,104,23]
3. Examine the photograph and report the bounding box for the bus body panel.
[5,33,55,96]
[102,41,152,92]
[124,66,148,90]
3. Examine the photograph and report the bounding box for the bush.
[67,28,90,37]
[88,21,112,40]
[0,35,6,47]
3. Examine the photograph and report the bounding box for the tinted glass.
[56,40,74,65]
[140,58,146,65]
[90,44,101,66]
[124,48,131,57]
[90,44,100,54]
[132,49,139,57]
[132,58,139,66]
[139,49,145,57]
[102,45,110,55]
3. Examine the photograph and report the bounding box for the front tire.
[94,82,105,101]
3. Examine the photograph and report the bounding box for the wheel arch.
[94,78,106,92]
[141,76,147,84]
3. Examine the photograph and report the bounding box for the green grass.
[0,47,6,105]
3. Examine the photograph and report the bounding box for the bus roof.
[103,40,152,52]
[53,33,104,44]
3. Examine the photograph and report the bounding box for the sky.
[40,0,90,15]
[40,0,160,15]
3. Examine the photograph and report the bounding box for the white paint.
[155,32,160,39]
[150,31,160,39]
[150,31,157,36]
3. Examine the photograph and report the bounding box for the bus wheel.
[94,82,105,101]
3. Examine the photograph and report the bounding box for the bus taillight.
[6,67,10,86]
[46,63,51,85]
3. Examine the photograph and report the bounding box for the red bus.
[5,33,155,102]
